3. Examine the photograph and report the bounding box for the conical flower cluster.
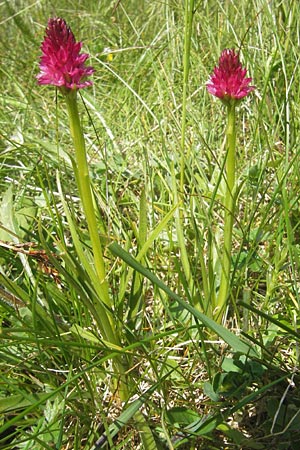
[207,49,255,103]
[37,18,94,90]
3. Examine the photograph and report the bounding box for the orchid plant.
[37,17,128,397]
[36,17,159,449]
[206,49,255,321]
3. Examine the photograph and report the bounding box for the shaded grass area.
[1,0,300,449]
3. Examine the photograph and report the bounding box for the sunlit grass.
[1,0,300,448]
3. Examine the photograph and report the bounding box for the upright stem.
[64,90,129,401]
[180,0,195,191]
[65,93,156,439]
[65,91,110,308]
[215,103,236,321]
[173,0,194,294]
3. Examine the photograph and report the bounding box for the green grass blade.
[239,300,300,340]
[109,242,258,357]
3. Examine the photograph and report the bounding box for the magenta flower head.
[37,18,94,91]
[207,49,255,105]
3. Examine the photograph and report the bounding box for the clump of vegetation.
[1,1,300,449]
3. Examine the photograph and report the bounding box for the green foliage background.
[1,1,300,449]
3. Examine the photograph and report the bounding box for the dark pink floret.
[207,49,255,102]
[37,18,94,90]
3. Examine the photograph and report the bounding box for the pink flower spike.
[206,49,255,104]
[37,18,94,91]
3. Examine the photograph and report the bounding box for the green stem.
[65,91,110,308]
[64,91,129,401]
[180,0,195,191]
[173,0,195,296]
[215,103,236,321]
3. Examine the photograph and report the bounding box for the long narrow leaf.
[109,242,258,357]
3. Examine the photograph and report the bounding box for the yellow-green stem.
[65,91,110,306]
[180,0,195,191]
[174,0,194,296]
[215,103,236,321]
[64,90,129,401]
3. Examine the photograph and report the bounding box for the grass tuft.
[1,0,300,448]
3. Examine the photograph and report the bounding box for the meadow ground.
[1,1,300,449]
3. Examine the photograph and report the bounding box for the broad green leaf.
[203,381,220,402]
[0,393,51,413]
[0,186,18,241]
[239,300,300,340]
[165,407,200,426]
